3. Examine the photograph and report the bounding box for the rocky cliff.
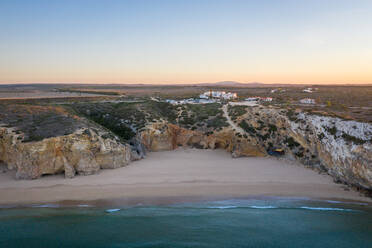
[229,106,372,190]
[0,126,144,179]
[1,103,371,193]
[138,106,371,191]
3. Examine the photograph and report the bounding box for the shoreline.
[0,149,371,206]
[1,194,371,209]
[0,183,372,208]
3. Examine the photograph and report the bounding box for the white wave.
[300,206,352,211]
[105,208,121,213]
[77,204,92,207]
[326,200,342,204]
[207,205,238,209]
[32,204,59,208]
[250,206,277,209]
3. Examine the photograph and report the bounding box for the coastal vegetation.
[228,105,247,121]
[177,103,229,131]
[0,104,83,142]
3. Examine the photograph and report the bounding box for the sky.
[1,0,372,85]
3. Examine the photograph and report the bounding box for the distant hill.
[194,81,264,87]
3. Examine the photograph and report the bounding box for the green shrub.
[239,120,256,134]
[285,137,300,148]
[268,124,277,133]
[324,126,337,137]
[341,133,366,145]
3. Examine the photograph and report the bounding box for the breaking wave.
[300,206,353,211]
[105,208,121,213]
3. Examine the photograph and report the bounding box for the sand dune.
[0,149,370,205]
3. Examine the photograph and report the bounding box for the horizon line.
[1,81,372,86]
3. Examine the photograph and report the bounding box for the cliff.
[138,106,371,191]
[229,106,372,190]
[0,126,143,179]
[139,122,265,157]
[1,102,371,193]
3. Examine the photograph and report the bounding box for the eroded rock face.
[235,106,372,190]
[139,122,265,157]
[0,127,136,179]
[139,108,372,190]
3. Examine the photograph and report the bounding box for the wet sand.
[0,149,370,205]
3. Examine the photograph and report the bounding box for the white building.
[303,88,314,93]
[261,97,273,102]
[200,91,237,100]
[199,93,209,99]
[300,98,315,104]
[222,92,238,100]
[245,97,261,101]
[165,99,177,104]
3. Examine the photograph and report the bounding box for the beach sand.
[0,149,370,205]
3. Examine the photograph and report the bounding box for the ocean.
[0,197,371,248]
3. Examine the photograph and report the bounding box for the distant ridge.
[1,82,371,87]
[191,81,266,87]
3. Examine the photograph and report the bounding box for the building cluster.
[165,90,239,105]
[199,91,238,100]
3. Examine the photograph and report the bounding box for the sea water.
[0,197,371,248]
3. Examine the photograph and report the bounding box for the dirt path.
[222,104,245,134]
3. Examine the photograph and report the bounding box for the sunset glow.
[1,0,372,84]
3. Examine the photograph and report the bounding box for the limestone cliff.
[0,127,142,179]
[231,106,372,190]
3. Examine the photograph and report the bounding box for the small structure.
[165,99,177,104]
[245,97,261,102]
[299,98,315,104]
[303,88,314,93]
[267,148,285,156]
[261,97,273,102]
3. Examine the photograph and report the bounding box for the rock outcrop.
[139,122,265,157]
[0,127,139,179]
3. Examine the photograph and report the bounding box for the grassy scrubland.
[0,104,83,142]
[53,84,371,122]
[177,103,229,132]
[0,84,370,143]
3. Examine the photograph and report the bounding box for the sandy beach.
[0,149,370,205]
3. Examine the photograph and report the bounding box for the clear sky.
[1,0,372,84]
